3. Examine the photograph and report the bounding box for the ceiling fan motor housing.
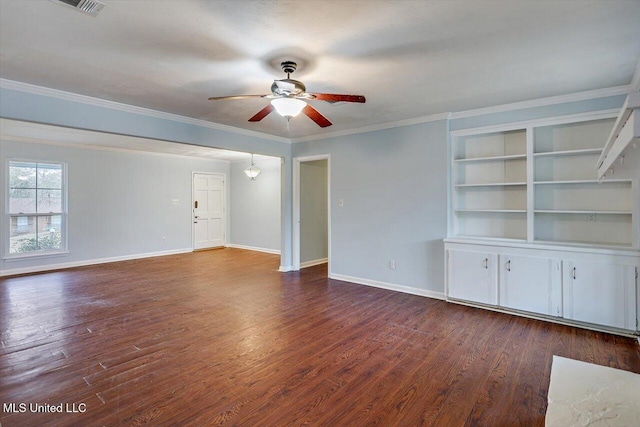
[281,61,297,75]
[271,79,306,96]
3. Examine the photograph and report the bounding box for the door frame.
[191,171,227,251]
[292,155,331,272]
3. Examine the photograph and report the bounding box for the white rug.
[546,355,640,426]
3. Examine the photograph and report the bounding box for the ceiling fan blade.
[308,93,366,103]
[302,104,332,128]
[248,104,274,122]
[208,95,268,101]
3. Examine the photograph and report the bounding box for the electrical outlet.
[588,213,596,222]
[162,237,167,244]
[338,198,344,207]
[389,260,396,270]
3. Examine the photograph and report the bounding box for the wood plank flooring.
[1,248,639,426]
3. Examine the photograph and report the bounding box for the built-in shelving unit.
[532,118,633,248]
[447,110,639,337]
[450,113,638,249]
[452,129,527,241]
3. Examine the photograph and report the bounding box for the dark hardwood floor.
[1,248,638,426]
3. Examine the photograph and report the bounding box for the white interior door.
[193,173,225,250]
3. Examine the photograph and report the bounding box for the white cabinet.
[445,242,639,334]
[447,250,498,305]
[500,255,562,317]
[563,260,636,330]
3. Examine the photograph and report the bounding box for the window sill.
[3,251,70,262]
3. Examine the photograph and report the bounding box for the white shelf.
[456,209,526,213]
[534,210,632,215]
[533,239,633,249]
[454,154,526,163]
[455,182,526,188]
[454,235,527,243]
[533,179,631,185]
[533,148,602,158]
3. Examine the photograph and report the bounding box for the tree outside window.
[8,161,66,255]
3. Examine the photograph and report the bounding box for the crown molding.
[450,109,619,137]
[0,133,233,164]
[0,78,291,144]
[2,77,636,143]
[292,112,452,143]
[450,85,633,120]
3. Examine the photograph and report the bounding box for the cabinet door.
[447,250,498,305]
[500,255,562,316]
[563,261,636,330]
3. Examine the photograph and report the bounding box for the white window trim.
[5,159,68,259]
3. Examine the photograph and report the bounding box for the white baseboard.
[226,243,281,255]
[300,258,328,269]
[446,297,638,338]
[328,273,446,301]
[0,248,193,277]
[278,265,294,272]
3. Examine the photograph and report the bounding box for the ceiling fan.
[208,61,366,128]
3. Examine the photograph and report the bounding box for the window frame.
[5,159,69,259]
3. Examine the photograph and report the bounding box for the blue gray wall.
[451,95,626,131]
[229,156,281,252]
[293,121,449,296]
[0,139,230,274]
[0,84,628,297]
[0,85,294,270]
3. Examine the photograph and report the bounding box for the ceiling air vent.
[50,0,106,17]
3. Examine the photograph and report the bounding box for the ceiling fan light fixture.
[244,154,261,180]
[271,98,306,118]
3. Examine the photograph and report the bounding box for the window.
[7,161,67,256]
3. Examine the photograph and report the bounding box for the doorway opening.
[293,155,330,272]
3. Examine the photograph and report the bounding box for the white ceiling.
[1,0,639,141]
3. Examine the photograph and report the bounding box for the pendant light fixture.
[244,154,261,180]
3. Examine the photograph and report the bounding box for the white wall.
[229,155,281,253]
[292,121,449,297]
[300,159,328,264]
[0,85,295,269]
[0,140,230,275]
